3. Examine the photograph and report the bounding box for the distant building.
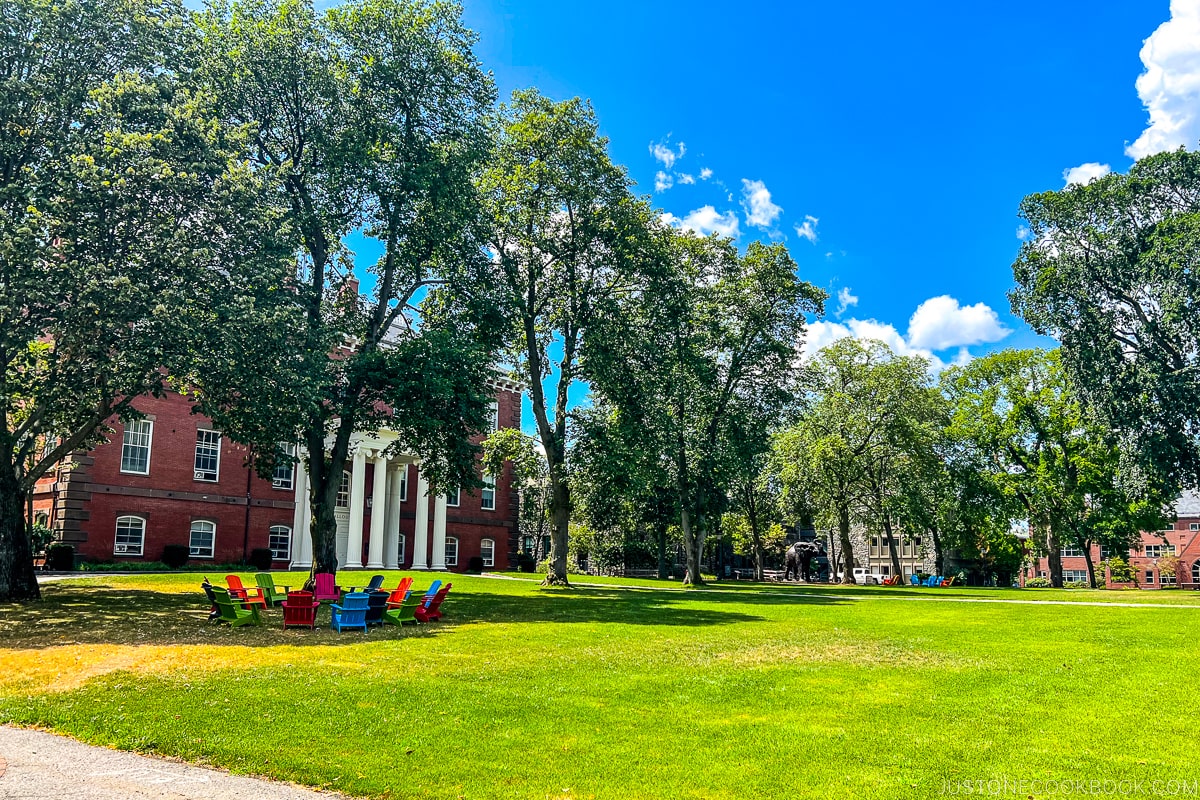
[32,382,522,572]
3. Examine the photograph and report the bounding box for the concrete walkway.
[0,727,346,800]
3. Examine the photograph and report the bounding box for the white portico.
[289,431,447,570]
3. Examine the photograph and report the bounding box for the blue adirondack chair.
[421,580,442,601]
[330,592,370,632]
[364,590,389,626]
[365,574,385,592]
[925,575,942,587]
[910,574,920,586]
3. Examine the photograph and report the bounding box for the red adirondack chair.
[226,575,267,609]
[385,577,414,608]
[313,572,342,604]
[415,582,452,622]
[282,591,319,629]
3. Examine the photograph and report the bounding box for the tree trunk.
[746,488,764,581]
[838,503,855,584]
[881,512,902,579]
[656,523,668,580]
[929,523,944,576]
[1047,527,1063,589]
[681,507,706,586]
[1080,539,1096,588]
[0,467,40,602]
[544,477,570,586]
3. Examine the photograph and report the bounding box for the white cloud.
[803,319,948,372]
[650,138,686,169]
[1016,224,1032,241]
[906,295,1012,351]
[1127,0,1200,159]
[794,215,819,243]
[655,171,674,192]
[834,286,858,318]
[700,168,713,180]
[1062,162,1112,186]
[677,173,696,185]
[740,179,783,229]
[660,206,740,239]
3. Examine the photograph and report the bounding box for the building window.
[398,534,406,565]
[1145,571,1155,584]
[446,487,460,507]
[1161,572,1177,586]
[913,537,922,547]
[399,466,408,502]
[120,420,153,475]
[445,536,458,567]
[1162,524,1176,531]
[481,474,496,511]
[489,400,500,430]
[481,538,495,567]
[194,430,221,482]
[870,536,879,548]
[336,471,351,508]
[114,516,145,556]
[1190,523,1199,531]
[1144,544,1176,558]
[1063,569,1089,584]
[268,525,291,561]
[272,444,296,490]
[1192,561,1200,583]
[1060,545,1083,558]
[189,520,216,558]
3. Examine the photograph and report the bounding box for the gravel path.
[0,727,347,800]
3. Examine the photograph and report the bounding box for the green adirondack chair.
[212,586,262,627]
[382,597,422,626]
[255,573,289,606]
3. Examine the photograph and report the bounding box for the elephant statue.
[784,540,824,582]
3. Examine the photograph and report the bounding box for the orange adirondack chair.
[386,577,414,608]
[415,582,452,622]
[313,572,342,604]
[282,591,319,629]
[226,575,267,609]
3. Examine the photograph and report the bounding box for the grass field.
[3,572,1199,799]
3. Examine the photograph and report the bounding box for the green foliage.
[28,525,53,556]
[1103,557,1136,584]
[44,544,75,571]
[1025,577,1053,588]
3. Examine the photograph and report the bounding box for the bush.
[1025,577,1052,588]
[467,556,484,574]
[1064,580,1090,589]
[248,548,274,572]
[516,552,536,573]
[29,523,54,556]
[45,543,75,571]
[161,544,189,569]
[1103,556,1135,584]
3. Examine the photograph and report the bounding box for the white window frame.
[446,487,460,508]
[399,466,408,502]
[489,400,500,431]
[1190,523,1199,532]
[1161,571,1177,586]
[336,471,351,508]
[114,515,146,556]
[189,520,216,559]
[272,444,296,490]
[445,536,458,567]
[397,534,406,564]
[1145,571,1156,584]
[1192,561,1200,583]
[1144,544,1176,558]
[268,525,291,561]
[481,537,495,567]
[481,473,496,511]
[1060,546,1084,558]
[1062,569,1089,584]
[193,429,221,482]
[120,420,153,475]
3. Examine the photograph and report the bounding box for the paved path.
[0,727,346,800]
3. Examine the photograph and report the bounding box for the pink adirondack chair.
[312,572,341,604]
[415,582,452,623]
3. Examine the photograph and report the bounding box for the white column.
[384,462,403,569]
[366,454,387,568]
[346,448,367,568]
[290,461,311,569]
[431,493,448,570]
[411,466,430,569]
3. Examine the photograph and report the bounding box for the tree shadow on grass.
[0,581,816,651]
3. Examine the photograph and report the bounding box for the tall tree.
[590,233,823,585]
[479,90,655,585]
[195,0,501,578]
[0,0,293,602]
[1011,148,1200,495]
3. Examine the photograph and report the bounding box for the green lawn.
[2,572,1199,799]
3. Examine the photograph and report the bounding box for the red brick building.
[32,382,523,572]
[1024,492,1200,589]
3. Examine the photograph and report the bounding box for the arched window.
[397,534,406,565]
[189,520,216,558]
[114,516,146,556]
[480,538,495,568]
[336,471,351,508]
[268,525,291,561]
[445,536,459,567]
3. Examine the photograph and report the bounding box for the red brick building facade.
[32,384,523,572]
[1024,492,1200,589]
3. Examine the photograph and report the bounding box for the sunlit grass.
[2,572,1198,799]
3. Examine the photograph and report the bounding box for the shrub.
[1064,580,1090,589]
[29,523,54,556]
[161,544,189,569]
[1025,577,1053,588]
[1103,556,1135,584]
[516,552,536,573]
[248,548,274,572]
[45,543,75,571]
[467,556,484,574]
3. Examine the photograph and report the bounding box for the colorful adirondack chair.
[941,576,956,587]
[255,573,289,606]
[386,577,414,607]
[330,592,370,632]
[226,575,267,608]
[382,597,422,626]
[281,591,319,629]
[211,586,262,627]
[201,577,220,621]
[365,574,385,592]
[313,572,342,604]
[364,590,389,626]
[420,580,442,601]
[910,574,921,586]
[415,582,452,622]
[924,575,942,587]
